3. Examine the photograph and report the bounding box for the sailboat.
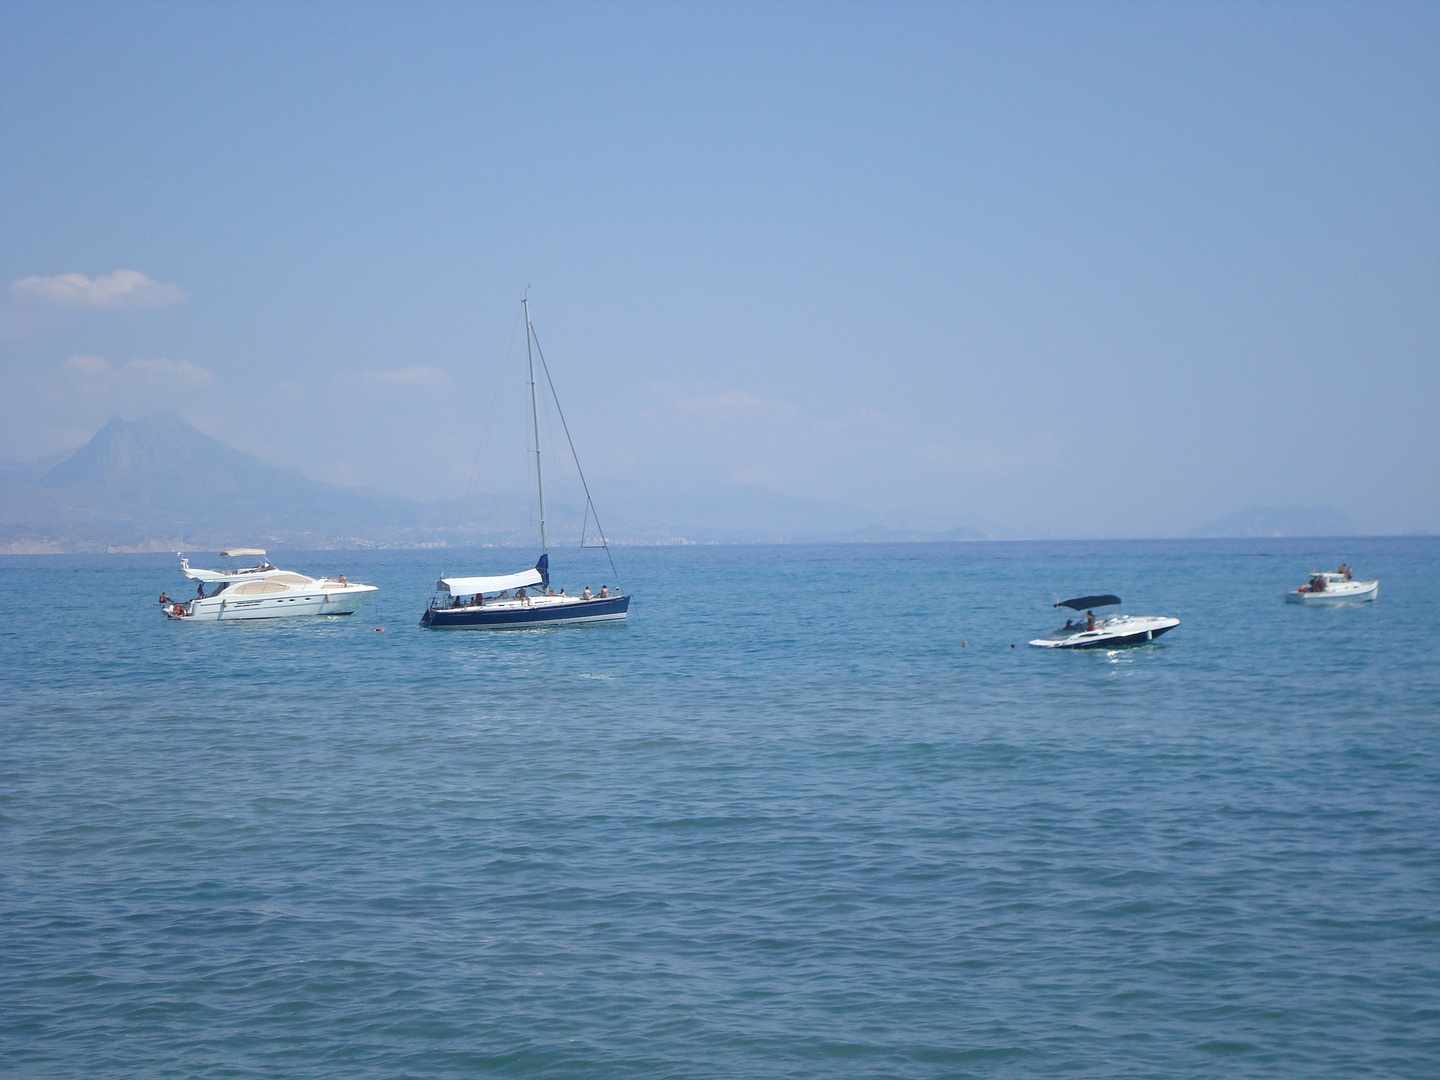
[420,297,630,629]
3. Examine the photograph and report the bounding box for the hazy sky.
[2,1,1436,537]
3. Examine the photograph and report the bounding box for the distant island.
[1187,505,1357,538]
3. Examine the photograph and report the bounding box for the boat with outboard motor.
[1028,594,1179,649]
[420,296,629,630]
[159,548,377,621]
[1286,565,1377,604]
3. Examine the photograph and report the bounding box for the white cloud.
[11,270,186,309]
[728,466,783,487]
[63,353,112,375]
[61,354,216,391]
[354,367,446,388]
[121,357,216,388]
[644,380,797,423]
[916,432,1059,474]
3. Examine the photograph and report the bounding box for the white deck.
[1029,614,1180,648]
[438,592,608,612]
[1286,574,1378,604]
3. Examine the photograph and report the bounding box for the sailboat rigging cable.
[528,322,623,589]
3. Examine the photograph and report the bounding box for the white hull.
[1030,614,1180,649]
[1285,580,1377,604]
[165,584,376,621]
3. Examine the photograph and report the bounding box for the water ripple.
[2,539,1438,1077]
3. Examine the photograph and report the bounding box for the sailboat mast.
[523,296,548,555]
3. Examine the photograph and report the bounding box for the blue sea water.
[2,538,1438,1078]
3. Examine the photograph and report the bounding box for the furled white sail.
[439,568,544,595]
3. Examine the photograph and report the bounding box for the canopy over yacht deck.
[438,567,545,596]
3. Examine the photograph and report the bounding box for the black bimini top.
[1056,594,1121,610]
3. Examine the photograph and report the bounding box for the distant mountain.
[833,524,993,543]
[0,413,488,552]
[602,481,883,543]
[44,413,301,506]
[1188,505,1357,538]
[0,449,70,481]
[0,413,1003,552]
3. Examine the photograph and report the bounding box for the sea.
[2,537,1438,1079]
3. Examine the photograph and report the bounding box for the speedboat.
[1286,565,1378,604]
[1029,594,1179,649]
[420,554,630,629]
[159,548,378,621]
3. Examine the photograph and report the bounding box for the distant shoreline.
[3,533,1433,557]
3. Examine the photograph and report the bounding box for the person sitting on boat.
[1338,564,1351,580]
[1062,617,1075,631]
[158,592,170,605]
[547,588,556,596]
[1085,611,1096,631]
[582,586,592,600]
[516,586,531,606]
[599,585,610,598]
[337,573,347,585]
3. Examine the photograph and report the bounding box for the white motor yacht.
[1286,565,1378,604]
[159,549,378,621]
[1029,594,1179,649]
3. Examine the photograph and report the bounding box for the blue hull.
[421,594,630,629]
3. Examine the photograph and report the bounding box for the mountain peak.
[42,412,269,499]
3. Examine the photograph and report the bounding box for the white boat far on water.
[160,548,378,621]
[1029,594,1179,649]
[1285,565,1378,604]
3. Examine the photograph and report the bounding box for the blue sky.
[2,1,1436,537]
